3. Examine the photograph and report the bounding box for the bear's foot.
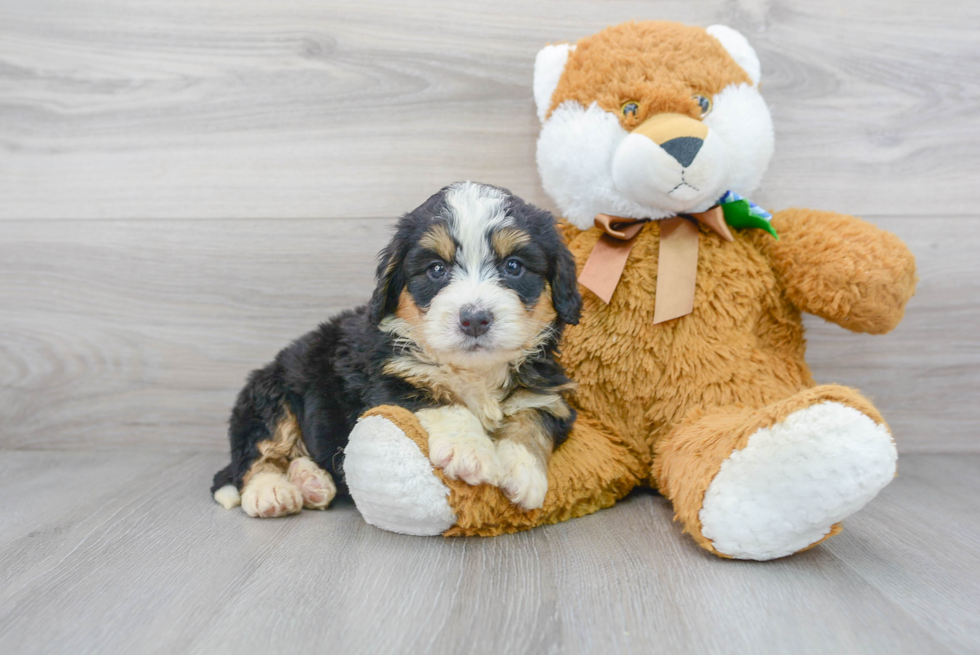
[699,401,896,560]
[655,386,899,560]
[344,413,457,535]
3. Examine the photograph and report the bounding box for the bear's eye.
[426,261,448,280]
[694,94,712,118]
[621,101,640,118]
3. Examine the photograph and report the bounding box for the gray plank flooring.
[0,452,976,654]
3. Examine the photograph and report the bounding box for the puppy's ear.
[369,238,408,324]
[551,245,582,325]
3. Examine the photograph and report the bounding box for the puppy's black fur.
[211,184,581,497]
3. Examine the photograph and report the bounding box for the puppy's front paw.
[496,440,548,510]
[429,435,500,486]
[241,472,303,518]
[287,457,337,510]
[417,406,499,486]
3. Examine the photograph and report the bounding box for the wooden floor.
[0,452,976,654]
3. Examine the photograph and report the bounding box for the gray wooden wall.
[1,0,977,452]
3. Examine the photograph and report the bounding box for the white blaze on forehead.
[443,182,512,278]
[421,182,530,368]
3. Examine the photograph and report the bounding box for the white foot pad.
[344,414,457,536]
[699,401,897,560]
[240,472,304,518]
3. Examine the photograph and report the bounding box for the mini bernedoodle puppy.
[211,182,582,518]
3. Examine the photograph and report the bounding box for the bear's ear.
[534,43,574,123]
[706,25,761,86]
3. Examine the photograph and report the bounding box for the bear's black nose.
[459,306,493,337]
[660,136,703,168]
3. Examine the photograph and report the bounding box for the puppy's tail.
[211,463,242,509]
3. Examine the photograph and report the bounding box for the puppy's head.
[370,182,580,368]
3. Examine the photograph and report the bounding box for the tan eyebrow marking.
[419,223,456,262]
[491,227,532,259]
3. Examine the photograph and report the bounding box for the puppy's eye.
[693,94,712,118]
[426,261,448,280]
[503,258,524,277]
[621,101,640,118]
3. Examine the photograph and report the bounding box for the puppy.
[211,182,582,517]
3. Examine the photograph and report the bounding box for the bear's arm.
[757,208,917,334]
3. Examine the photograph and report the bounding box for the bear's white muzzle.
[611,128,728,214]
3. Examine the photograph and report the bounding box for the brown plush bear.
[342,21,917,560]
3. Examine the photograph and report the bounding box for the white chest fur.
[384,356,512,431]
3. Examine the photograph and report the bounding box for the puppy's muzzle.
[459,305,493,337]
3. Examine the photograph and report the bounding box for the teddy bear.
[341,21,918,560]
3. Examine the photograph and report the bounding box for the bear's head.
[534,21,774,229]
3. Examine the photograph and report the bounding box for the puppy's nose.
[459,306,493,337]
[660,137,703,168]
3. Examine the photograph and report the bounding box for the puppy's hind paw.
[497,440,548,510]
[287,457,337,510]
[241,472,303,518]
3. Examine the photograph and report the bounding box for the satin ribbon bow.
[577,192,778,324]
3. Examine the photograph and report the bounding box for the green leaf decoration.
[721,199,778,240]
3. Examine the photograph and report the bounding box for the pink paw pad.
[287,458,338,510]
